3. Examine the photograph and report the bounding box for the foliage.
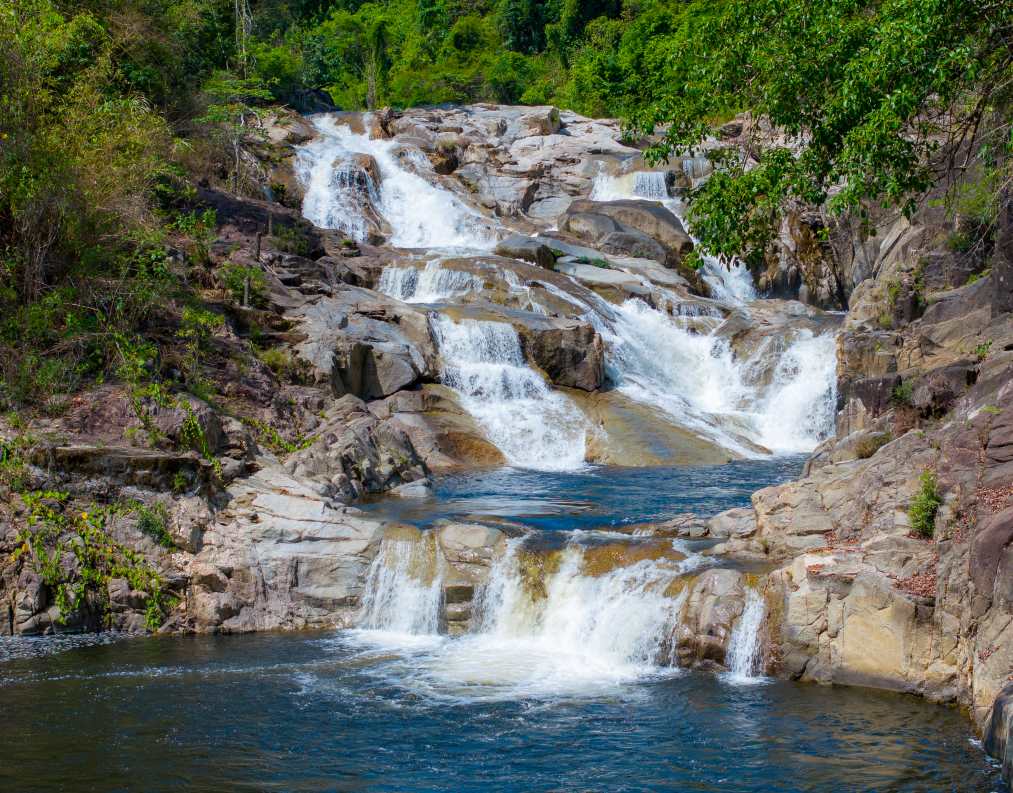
[577,0,1013,267]
[891,380,914,406]
[177,307,224,392]
[907,470,942,539]
[243,416,314,455]
[219,262,268,306]
[14,491,176,629]
[132,501,176,549]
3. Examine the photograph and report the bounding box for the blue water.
[0,632,1000,792]
[360,457,806,531]
[0,457,1002,792]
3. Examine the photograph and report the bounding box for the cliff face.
[696,190,1013,745]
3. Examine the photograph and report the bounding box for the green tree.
[197,71,273,192]
[604,0,1013,265]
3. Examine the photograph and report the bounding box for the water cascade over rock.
[429,315,589,470]
[292,108,841,466]
[724,587,766,682]
[298,114,499,249]
[350,528,767,697]
[378,259,485,303]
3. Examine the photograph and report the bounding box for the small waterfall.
[378,260,485,303]
[725,588,766,682]
[358,538,443,635]
[472,538,690,672]
[430,315,588,470]
[632,171,668,201]
[297,114,498,250]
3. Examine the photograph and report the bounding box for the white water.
[576,291,837,455]
[377,259,485,303]
[358,539,443,635]
[430,315,589,470]
[350,535,704,700]
[724,588,766,683]
[298,114,498,249]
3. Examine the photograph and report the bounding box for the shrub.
[908,470,942,539]
[891,380,913,406]
[133,501,175,548]
[219,262,268,307]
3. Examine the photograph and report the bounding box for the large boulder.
[565,199,694,262]
[285,395,430,502]
[518,319,605,392]
[186,464,386,632]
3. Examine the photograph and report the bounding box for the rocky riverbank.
[2,102,1012,782]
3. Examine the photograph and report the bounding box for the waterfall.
[297,114,498,250]
[377,260,485,303]
[632,171,668,201]
[473,543,685,670]
[358,538,443,635]
[724,588,766,682]
[429,315,588,470]
[581,295,836,456]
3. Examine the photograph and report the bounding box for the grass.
[908,470,942,539]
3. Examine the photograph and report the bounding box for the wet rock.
[985,681,1013,788]
[675,569,747,667]
[519,319,604,391]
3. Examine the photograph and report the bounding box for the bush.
[908,470,942,539]
[219,263,268,307]
[891,380,913,406]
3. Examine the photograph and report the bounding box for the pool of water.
[359,457,807,531]
[0,632,999,792]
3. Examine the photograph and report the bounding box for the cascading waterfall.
[378,260,485,303]
[357,538,443,635]
[724,588,766,682]
[297,114,498,249]
[577,290,836,455]
[353,534,704,698]
[429,315,589,470]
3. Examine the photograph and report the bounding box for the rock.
[519,319,604,391]
[565,199,694,262]
[707,507,756,539]
[289,88,337,114]
[970,506,1013,599]
[389,480,434,498]
[171,497,212,553]
[985,681,1013,788]
[285,395,430,501]
[456,164,537,215]
[674,569,747,667]
[186,464,387,632]
[494,235,556,269]
[518,107,561,137]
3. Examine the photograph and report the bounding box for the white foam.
[429,315,589,470]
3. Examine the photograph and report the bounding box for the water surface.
[360,457,806,531]
[0,632,999,792]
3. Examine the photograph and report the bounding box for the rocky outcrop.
[185,464,386,632]
[284,395,430,501]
